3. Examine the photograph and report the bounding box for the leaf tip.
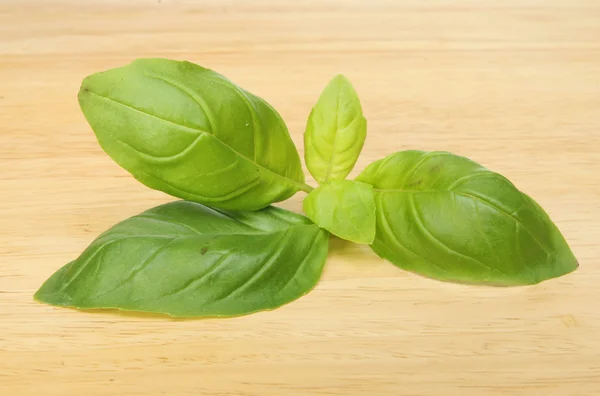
[331,73,349,81]
[329,73,354,88]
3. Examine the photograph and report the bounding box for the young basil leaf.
[304,75,367,184]
[34,201,329,318]
[356,150,578,285]
[303,180,376,244]
[78,58,308,211]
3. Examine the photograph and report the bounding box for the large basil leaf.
[35,201,329,317]
[303,180,376,244]
[356,150,578,285]
[304,75,367,184]
[78,58,307,211]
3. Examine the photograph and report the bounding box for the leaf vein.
[454,191,551,256]
[373,188,552,258]
[447,170,491,190]
[402,151,449,187]
[277,229,324,294]
[136,170,261,202]
[87,87,306,193]
[156,250,236,301]
[408,194,510,278]
[377,195,450,275]
[86,237,179,303]
[56,235,173,293]
[135,215,202,235]
[217,230,291,302]
[323,82,342,182]
[85,90,202,134]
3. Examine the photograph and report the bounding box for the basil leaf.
[304,75,367,184]
[35,201,329,317]
[303,180,376,244]
[356,150,578,285]
[78,58,308,211]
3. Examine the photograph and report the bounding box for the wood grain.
[1,1,599,395]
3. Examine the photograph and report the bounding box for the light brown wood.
[2,1,600,395]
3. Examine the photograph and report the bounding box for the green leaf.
[304,75,367,184]
[356,150,578,285]
[78,58,307,211]
[303,180,376,244]
[35,201,329,318]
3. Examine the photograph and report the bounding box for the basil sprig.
[36,59,578,317]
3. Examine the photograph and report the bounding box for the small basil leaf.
[356,150,578,285]
[78,58,307,211]
[304,75,367,184]
[35,202,329,318]
[303,180,376,244]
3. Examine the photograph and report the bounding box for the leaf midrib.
[85,88,309,193]
[125,219,316,238]
[323,81,342,183]
[52,223,318,296]
[374,188,551,256]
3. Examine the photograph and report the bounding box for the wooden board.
[1,1,599,394]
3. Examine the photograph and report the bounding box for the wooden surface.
[1,1,600,395]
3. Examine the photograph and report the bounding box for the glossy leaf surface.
[303,180,376,244]
[356,150,578,285]
[304,75,367,184]
[35,202,329,317]
[78,58,306,211]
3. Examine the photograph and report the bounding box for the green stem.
[299,182,315,193]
